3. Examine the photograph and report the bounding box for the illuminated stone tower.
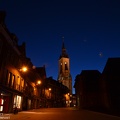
[57,39,72,94]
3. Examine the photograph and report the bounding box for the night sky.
[1,0,120,93]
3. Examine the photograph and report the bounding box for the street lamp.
[37,80,41,85]
[48,88,51,91]
[20,66,27,72]
[22,67,27,72]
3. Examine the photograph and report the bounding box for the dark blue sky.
[1,0,120,93]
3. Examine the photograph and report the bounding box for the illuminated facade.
[0,11,70,113]
[0,11,43,113]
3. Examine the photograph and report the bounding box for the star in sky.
[99,52,103,57]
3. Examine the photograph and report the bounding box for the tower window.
[65,62,68,70]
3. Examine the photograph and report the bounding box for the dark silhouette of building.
[100,58,120,115]
[74,58,120,116]
[74,70,101,110]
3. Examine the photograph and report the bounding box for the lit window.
[0,99,4,112]
[0,99,4,105]
[16,95,21,108]
[0,106,3,111]
[13,95,22,109]
[1,99,4,104]
[7,72,12,85]
[11,75,15,87]
[65,62,68,70]
[21,79,24,88]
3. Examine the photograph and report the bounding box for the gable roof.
[102,57,120,75]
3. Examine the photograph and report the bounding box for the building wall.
[0,19,25,113]
[74,70,101,110]
[100,58,120,114]
[0,11,74,113]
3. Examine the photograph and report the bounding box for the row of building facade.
[0,11,71,113]
[74,58,120,116]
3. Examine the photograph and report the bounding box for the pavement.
[1,107,120,120]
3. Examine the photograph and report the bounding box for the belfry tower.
[57,39,72,94]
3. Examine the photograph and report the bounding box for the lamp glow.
[22,67,27,72]
[49,88,51,91]
[37,80,41,85]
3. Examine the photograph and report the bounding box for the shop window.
[13,95,22,109]
[16,95,21,108]
[0,98,4,112]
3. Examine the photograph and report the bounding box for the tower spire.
[59,36,69,59]
[62,36,64,42]
[62,36,65,49]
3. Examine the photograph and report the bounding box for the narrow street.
[3,107,120,120]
